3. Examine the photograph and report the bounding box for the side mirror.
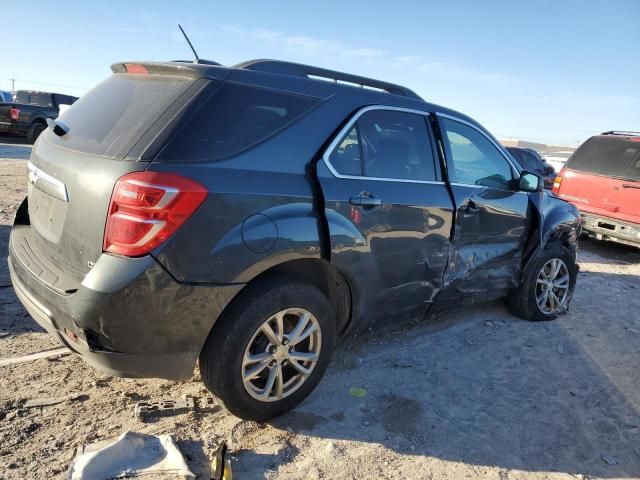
[519,171,542,192]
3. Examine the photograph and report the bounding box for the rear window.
[15,91,51,106]
[48,74,194,158]
[158,82,320,162]
[567,136,640,181]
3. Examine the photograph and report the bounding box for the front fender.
[540,192,581,251]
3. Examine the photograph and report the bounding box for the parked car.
[0,90,77,143]
[0,90,13,103]
[9,59,581,420]
[553,131,640,248]
[545,150,574,172]
[506,146,556,189]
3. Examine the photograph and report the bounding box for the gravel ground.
[0,141,639,479]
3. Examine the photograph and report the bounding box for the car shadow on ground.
[259,262,640,477]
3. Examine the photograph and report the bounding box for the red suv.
[553,131,640,248]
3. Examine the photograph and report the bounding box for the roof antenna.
[178,24,200,63]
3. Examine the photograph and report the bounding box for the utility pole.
[10,78,15,91]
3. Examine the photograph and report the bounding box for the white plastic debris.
[68,431,194,479]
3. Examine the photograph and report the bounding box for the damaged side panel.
[316,160,454,329]
[437,185,531,306]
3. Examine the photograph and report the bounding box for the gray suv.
[9,59,581,420]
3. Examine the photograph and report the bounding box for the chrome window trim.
[322,105,445,186]
[449,182,528,194]
[27,162,69,202]
[435,112,522,176]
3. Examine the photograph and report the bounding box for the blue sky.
[3,0,639,145]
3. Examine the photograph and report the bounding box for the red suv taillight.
[552,168,565,194]
[103,172,207,257]
[9,108,20,121]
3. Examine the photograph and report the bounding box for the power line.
[4,78,91,91]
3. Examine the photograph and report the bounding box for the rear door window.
[330,127,362,176]
[30,93,52,107]
[567,136,640,181]
[158,82,320,162]
[328,109,437,182]
[15,91,29,103]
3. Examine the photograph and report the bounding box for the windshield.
[566,136,640,181]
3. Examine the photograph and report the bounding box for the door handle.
[349,194,382,208]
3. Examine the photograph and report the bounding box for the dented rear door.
[317,107,454,326]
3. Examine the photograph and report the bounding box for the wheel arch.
[201,257,354,360]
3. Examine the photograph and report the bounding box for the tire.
[200,277,336,421]
[509,243,577,321]
[27,122,46,144]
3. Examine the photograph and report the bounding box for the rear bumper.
[581,213,640,248]
[8,233,244,380]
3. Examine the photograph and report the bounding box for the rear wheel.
[27,122,46,144]
[200,278,336,421]
[509,244,577,321]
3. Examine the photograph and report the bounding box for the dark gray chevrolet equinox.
[9,59,581,420]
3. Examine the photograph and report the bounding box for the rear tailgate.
[0,103,13,127]
[13,66,214,290]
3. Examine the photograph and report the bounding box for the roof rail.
[234,59,422,100]
[601,130,640,136]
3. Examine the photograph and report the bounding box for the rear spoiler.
[110,61,228,79]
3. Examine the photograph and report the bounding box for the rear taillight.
[552,168,565,194]
[9,108,20,121]
[103,172,207,257]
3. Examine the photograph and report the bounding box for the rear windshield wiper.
[46,118,70,137]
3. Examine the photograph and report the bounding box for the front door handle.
[349,194,382,208]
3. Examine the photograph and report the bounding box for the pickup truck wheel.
[199,278,336,421]
[27,122,46,144]
[509,244,577,321]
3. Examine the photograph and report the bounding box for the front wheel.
[509,244,577,321]
[199,278,336,421]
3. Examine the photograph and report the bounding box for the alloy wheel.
[535,258,570,315]
[241,308,322,402]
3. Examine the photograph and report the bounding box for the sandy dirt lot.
[0,142,639,479]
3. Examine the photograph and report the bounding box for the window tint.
[30,93,51,107]
[49,74,195,158]
[441,118,514,188]
[54,94,76,106]
[160,83,320,162]
[15,91,29,103]
[330,127,362,176]
[567,136,640,181]
[507,147,541,172]
[328,109,436,181]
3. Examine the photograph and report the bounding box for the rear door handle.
[349,195,382,208]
